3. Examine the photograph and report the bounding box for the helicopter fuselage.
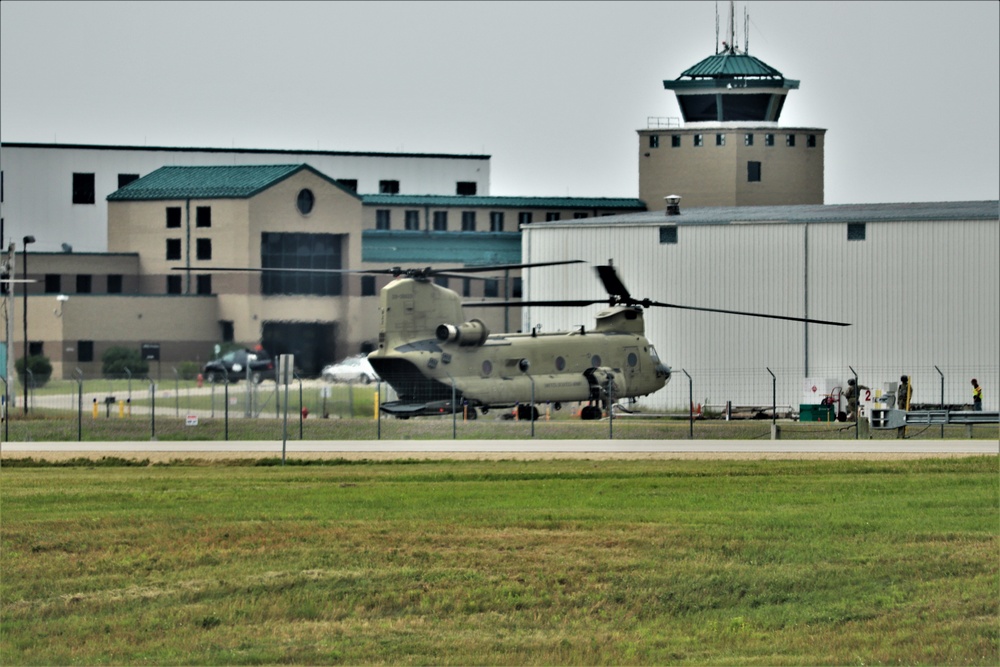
[367,276,671,416]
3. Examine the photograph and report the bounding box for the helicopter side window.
[627,353,638,367]
[481,360,493,377]
[591,355,601,367]
[555,356,566,371]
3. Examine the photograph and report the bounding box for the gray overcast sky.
[2,1,997,204]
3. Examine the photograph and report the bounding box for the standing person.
[844,378,869,422]
[897,375,912,410]
[971,379,983,411]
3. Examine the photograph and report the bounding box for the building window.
[361,275,377,296]
[76,274,92,294]
[220,321,234,342]
[117,173,139,188]
[166,274,182,294]
[747,161,762,182]
[404,210,420,230]
[518,212,533,226]
[166,238,181,260]
[433,211,448,231]
[261,232,342,296]
[490,211,504,232]
[659,226,678,244]
[435,276,449,289]
[545,212,561,221]
[72,173,95,204]
[166,207,181,228]
[336,179,358,192]
[744,133,754,146]
[196,274,212,295]
[375,209,391,230]
[456,181,477,195]
[573,212,588,219]
[484,279,499,298]
[196,206,211,228]
[765,133,775,147]
[847,223,867,241]
[512,277,523,299]
[45,274,62,293]
[649,135,659,149]
[807,134,817,148]
[462,278,472,297]
[78,340,94,363]
[693,134,704,147]
[196,238,212,260]
[716,133,726,146]
[461,211,476,231]
[379,180,400,194]
[786,134,796,147]
[107,274,123,293]
[297,188,315,215]
[671,135,681,147]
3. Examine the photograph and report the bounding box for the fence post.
[934,365,944,439]
[224,379,229,441]
[147,377,156,440]
[682,369,693,439]
[767,367,778,440]
[74,368,84,442]
[298,372,304,440]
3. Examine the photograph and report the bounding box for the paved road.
[2,439,996,461]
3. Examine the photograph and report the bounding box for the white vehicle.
[321,354,380,384]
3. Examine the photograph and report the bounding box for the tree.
[101,346,149,377]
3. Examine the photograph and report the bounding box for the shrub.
[177,361,201,380]
[15,355,52,387]
[101,346,149,377]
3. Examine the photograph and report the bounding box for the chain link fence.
[1,365,996,443]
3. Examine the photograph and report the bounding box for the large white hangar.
[520,200,999,413]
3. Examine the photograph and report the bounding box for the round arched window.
[296,188,315,215]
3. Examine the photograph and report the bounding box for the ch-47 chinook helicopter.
[191,260,848,420]
[366,260,849,419]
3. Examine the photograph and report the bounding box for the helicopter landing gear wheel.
[580,405,602,420]
[517,405,539,421]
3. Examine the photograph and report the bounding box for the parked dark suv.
[202,348,275,384]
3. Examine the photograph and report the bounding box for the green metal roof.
[107,164,357,201]
[664,53,799,91]
[361,194,646,210]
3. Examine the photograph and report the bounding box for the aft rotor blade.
[444,259,585,275]
[646,300,850,326]
[595,265,631,300]
[172,266,390,275]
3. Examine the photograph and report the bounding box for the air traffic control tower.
[638,5,825,208]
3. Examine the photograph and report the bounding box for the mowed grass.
[2,458,997,665]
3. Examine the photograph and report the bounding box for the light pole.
[22,235,35,415]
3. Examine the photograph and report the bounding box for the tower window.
[379,180,400,194]
[118,173,139,188]
[72,173,95,204]
[693,134,704,147]
[808,134,817,148]
[336,179,358,192]
[671,135,681,147]
[744,133,754,146]
[786,134,796,147]
[765,134,775,147]
[649,135,659,149]
[716,134,726,146]
[747,161,762,182]
[456,181,477,195]
[847,223,867,241]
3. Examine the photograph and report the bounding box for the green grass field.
[2,458,997,665]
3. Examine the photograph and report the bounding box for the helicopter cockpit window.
[591,355,601,367]
[481,360,493,377]
[555,356,566,371]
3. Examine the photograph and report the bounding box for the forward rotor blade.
[172,266,392,275]
[463,299,607,308]
[445,260,585,275]
[645,300,850,326]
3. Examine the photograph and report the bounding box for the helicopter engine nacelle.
[436,319,490,347]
